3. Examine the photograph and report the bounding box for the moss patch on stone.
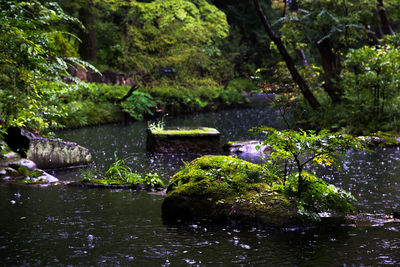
[162,155,307,227]
[150,127,220,136]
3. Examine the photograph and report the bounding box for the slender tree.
[377,0,394,36]
[253,0,321,109]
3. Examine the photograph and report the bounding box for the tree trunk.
[78,2,97,62]
[316,38,342,103]
[294,156,303,199]
[253,0,321,110]
[377,0,394,35]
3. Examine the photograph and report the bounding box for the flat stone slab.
[147,127,221,153]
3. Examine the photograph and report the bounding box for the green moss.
[272,172,356,216]
[167,155,275,194]
[150,127,220,136]
[81,178,132,186]
[21,178,47,185]
[79,158,164,189]
[162,156,305,227]
[80,174,164,189]
[163,155,357,227]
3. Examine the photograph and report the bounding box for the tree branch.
[115,82,138,103]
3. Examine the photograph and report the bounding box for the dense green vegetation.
[16,79,248,130]
[0,0,84,133]
[254,0,400,134]
[80,157,164,189]
[0,0,251,134]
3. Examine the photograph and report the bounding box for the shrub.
[228,78,259,94]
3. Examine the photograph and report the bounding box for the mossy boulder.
[161,155,309,228]
[4,127,93,169]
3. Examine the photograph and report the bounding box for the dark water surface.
[1,106,400,266]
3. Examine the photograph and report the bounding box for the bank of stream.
[1,103,399,265]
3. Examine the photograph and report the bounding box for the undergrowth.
[80,157,165,189]
[24,77,252,134]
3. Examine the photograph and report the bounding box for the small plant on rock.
[147,115,167,133]
[79,156,164,190]
[252,126,369,217]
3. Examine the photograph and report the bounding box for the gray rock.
[224,140,271,155]
[36,171,59,183]
[2,151,19,160]
[4,167,19,177]
[10,159,37,171]
[5,127,93,169]
[27,139,93,169]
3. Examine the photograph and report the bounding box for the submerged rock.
[344,213,400,227]
[67,181,163,191]
[161,155,309,228]
[68,163,165,191]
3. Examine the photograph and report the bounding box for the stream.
[1,104,399,265]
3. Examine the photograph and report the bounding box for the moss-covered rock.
[162,155,309,228]
[146,127,221,153]
[4,127,93,169]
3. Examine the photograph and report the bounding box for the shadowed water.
[0,106,399,265]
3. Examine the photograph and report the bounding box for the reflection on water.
[0,106,399,265]
[314,147,400,215]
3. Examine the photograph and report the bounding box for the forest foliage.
[261,0,400,134]
[1,0,400,135]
